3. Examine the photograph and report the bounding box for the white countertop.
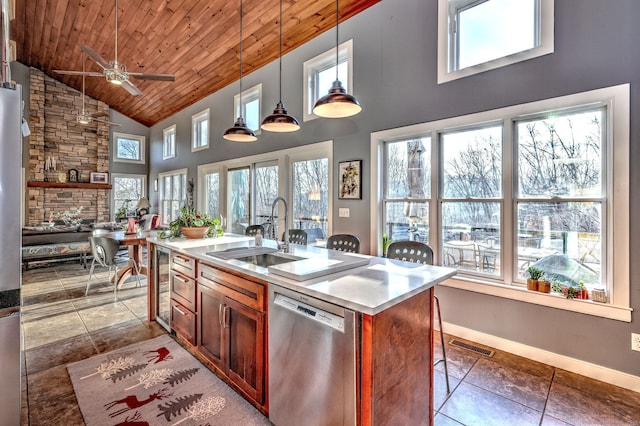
[149,234,456,315]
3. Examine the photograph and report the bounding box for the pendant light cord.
[114,0,118,64]
[278,0,283,101]
[335,0,339,81]
[239,0,244,113]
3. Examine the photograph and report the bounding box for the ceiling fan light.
[261,101,300,132]
[313,79,362,118]
[224,116,257,142]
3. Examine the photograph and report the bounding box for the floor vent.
[449,339,494,357]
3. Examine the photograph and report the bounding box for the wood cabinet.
[197,261,266,407]
[170,252,197,345]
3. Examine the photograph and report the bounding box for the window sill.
[440,276,632,322]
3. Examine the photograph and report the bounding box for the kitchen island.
[146,234,456,425]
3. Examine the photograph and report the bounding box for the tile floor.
[20,259,640,425]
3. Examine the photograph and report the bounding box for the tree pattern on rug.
[156,393,204,421]
[125,368,173,390]
[111,363,148,383]
[174,396,226,425]
[163,368,200,387]
[80,356,136,380]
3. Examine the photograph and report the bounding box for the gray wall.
[149,0,640,377]
[109,110,151,178]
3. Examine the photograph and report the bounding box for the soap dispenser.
[255,229,263,247]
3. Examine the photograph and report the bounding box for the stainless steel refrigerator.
[0,81,24,424]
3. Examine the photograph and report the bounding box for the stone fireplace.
[27,68,111,225]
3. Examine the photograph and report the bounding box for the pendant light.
[312,0,362,118]
[261,0,300,132]
[224,0,257,142]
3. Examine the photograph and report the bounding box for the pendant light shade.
[224,0,257,142]
[312,0,362,119]
[261,0,300,132]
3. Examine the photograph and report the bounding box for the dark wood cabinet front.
[197,261,266,407]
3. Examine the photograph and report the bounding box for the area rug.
[67,334,271,426]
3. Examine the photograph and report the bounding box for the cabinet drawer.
[170,300,196,346]
[171,271,196,311]
[171,253,196,278]
[198,262,266,312]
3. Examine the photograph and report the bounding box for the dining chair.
[326,234,360,253]
[245,224,265,237]
[386,240,450,394]
[286,229,308,245]
[86,236,140,297]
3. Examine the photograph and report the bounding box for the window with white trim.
[437,0,554,83]
[158,169,187,225]
[112,174,146,219]
[163,125,176,160]
[198,141,332,238]
[372,85,630,320]
[303,40,353,121]
[192,109,210,152]
[113,132,145,164]
[234,83,262,133]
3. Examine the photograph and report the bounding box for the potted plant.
[526,266,543,291]
[169,205,223,239]
[576,281,589,300]
[537,273,551,293]
[382,234,391,257]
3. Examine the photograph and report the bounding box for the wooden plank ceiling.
[12,0,380,127]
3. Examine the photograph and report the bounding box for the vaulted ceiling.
[12,0,380,127]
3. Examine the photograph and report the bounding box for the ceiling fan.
[74,52,119,126]
[53,0,175,96]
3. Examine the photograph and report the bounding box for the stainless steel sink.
[234,252,305,268]
[206,246,304,267]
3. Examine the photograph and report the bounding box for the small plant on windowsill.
[526,266,543,291]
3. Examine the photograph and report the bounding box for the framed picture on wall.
[89,172,109,184]
[338,160,362,200]
[68,168,79,183]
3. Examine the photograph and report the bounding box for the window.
[372,85,630,321]
[112,174,146,219]
[234,83,262,132]
[303,40,353,121]
[192,109,209,152]
[113,132,145,164]
[437,0,554,83]
[158,169,187,225]
[292,157,329,238]
[163,125,176,160]
[383,138,431,245]
[198,141,331,238]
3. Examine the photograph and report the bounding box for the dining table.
[103,230,148,290]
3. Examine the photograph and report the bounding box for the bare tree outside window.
[292,158,328,238]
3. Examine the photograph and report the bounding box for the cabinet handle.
[174,275,190,284]
[174,305,187,316]
[201,273,215,282]
[223,306,230,328]
[174,256,191,266]
[218,303,224,326]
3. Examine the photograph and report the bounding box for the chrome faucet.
[270,196,288,252]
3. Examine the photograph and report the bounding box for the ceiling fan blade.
[95,118,121,126]
[128,72,175,81]
[53,70,104,77]
[78,44,110,70]
[121,79,143,96]
[90,111,110,119]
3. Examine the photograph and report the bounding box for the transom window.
[437,0,554,83]
[373,85,630,321]
[192,109,210,152]
[234,83,262,132]
[113,132,145,164]
[163,125,176,160]
[303,40,353,121]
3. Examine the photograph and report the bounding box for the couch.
[21,221,121,270]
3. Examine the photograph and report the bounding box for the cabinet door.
[197,284,225,370]
[224,297,265,404]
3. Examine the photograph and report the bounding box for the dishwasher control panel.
[274,293,345,332]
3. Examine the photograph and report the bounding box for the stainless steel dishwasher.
[268,283,356,426]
